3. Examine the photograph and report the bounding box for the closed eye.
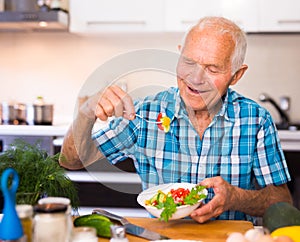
[205,65,226,74]
[206,66,219,73]
[180,56,196,66]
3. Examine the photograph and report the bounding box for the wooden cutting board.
[100,217,253,242]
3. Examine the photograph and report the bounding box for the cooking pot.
[5,0,38,11]
[33,104,53,125]
[7,103,27,125]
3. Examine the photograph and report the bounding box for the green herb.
[184,185,207,205]
[159,195,177,222]
[0,139,79,210]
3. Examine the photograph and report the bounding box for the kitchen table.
[99,217,253,242]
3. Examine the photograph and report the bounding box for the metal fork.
[123,111,162,124]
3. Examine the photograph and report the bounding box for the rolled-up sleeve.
[253,116,290,187]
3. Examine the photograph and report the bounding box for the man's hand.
[95,85,135,121]
[190,176,236,223]
[190,176,293,223]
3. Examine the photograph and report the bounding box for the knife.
[92,208,170,240]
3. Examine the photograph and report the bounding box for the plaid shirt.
[92,87,290,221]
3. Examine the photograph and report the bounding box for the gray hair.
[182,16,247,74]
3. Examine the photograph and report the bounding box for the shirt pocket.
[214,155,252,189]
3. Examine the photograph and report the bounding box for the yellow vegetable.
[161,116,171,127]
[271,226,300,242]
[161,116,171,133]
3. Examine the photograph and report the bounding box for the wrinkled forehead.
[182,27,235,64]
[185,25,235,49]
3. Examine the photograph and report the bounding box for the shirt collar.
[216,88,236,123]
[168,88,236,123]
[166,88,189,121]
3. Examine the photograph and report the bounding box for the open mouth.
[180,78,210,95]
[188,85,201,94]
[187,83,210,96]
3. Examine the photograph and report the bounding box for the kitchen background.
[1,0,300,215]
[1,32,300,125]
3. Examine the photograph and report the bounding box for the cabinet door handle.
[277,19,300,24]
[87,20,146,26]
[181,20,197,25]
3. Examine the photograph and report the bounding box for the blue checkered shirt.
[92,87,290,222]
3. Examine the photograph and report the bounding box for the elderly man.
[60,16,292,224]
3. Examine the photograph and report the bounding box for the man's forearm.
[59,124,82,169]
[59,93,104,170]
[231,184,293,216]
[59,113,103,170]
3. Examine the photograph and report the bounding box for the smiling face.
[177,27,238,114]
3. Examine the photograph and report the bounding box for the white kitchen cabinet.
[220,0,259,33]
[259,0,300,32]
[165,0,300,33]
[69,0,165,33]
[164,0,259,33]
[69,0,300,33]
[164,0,222,32]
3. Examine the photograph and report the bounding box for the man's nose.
[189,64,208,83]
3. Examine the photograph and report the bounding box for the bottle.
[32,203,71,242]
[0,168,23,241]
[16,205,33,242]
[109,225,128,242]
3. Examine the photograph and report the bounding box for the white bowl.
[137,183,207,220]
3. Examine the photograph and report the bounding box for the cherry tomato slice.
[170,188,190,205]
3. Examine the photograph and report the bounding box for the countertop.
[277,130,300,151]
[0,124,299,138]
[0,125,300,151]
[0,124,69,136]
[99,217,253,242]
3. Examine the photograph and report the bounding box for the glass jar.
[71,227,98,242]
[32,203,71,242]
[16,204,33,242]
[37,197,73,236]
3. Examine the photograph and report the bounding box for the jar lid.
[110,225,126,239]
[72,227,97,240]
[16,204,33,218]
[38,196,70,206]
[34,203,67,213]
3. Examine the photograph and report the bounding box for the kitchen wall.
[1,31,300,125]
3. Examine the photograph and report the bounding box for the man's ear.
[230,64,248,86]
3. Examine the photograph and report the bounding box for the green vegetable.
[74,214,113,238]
[160,195,177,222]
[155,185,207,222]
[148,190,166,205]
[263,202,300,233]
[0,139,79,209]
[184,185,207,205]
